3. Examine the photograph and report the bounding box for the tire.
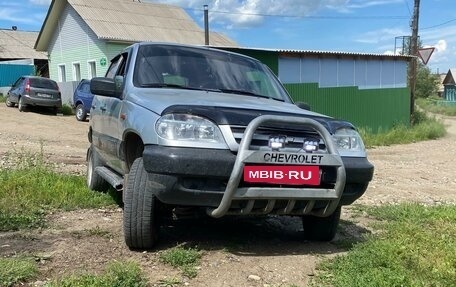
[87,147,109,191]
[5,96,14,107]
[18,97,26,112]
[302,206,341,241]
[75,104,87,121]
[123,158,160,249]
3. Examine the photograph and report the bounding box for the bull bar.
[207,115,346,218]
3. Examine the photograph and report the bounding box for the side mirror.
[90,77,122,98]
[296,102,311,111]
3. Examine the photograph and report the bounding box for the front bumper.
[143,116,374,217]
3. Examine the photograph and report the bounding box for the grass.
[360,109,446,147]
[159,246,202,278]
[61,104,74,116]
[0,150,117,231]
[46,260,148,287]
[416,97,456,116]
[312,203,456,287]
[0,95,5,103]
[0,257,38,287]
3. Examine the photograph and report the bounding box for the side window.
[105,53,128,78]
[12,77,23,88]
[82,82,91,93]
[105,55,122,78]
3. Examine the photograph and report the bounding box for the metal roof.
[443,69,456,85]
[35,0,236,50]
[218,46,414,60]
[0,29,47,60]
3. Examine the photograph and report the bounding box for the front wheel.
[123,158,160,249]
[75,104,87,121]
[302,207,341,241]
[5,96,14,107]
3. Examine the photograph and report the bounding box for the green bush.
[360,111,446,147]
[60,104,74,116]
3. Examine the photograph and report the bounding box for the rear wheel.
[75,104,87,121]
[5,96,14,107]
[18,97,26,112]
[87,147,109,191]
[123,158,160,249]
[302,207,341,241]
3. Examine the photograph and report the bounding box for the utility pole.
[409,0,420,118]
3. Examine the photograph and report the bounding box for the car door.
[8,77,24,103]
[91,52,130,174]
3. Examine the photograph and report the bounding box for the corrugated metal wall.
[285,83,410,132]
[0,64,34,87]
[221,48,279,75]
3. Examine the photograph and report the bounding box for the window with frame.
[58,64,66,82]
[72,62,81,81]
[88,61,97,79]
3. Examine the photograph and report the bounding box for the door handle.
[100,106,107,111]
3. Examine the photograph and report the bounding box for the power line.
[403,0,412,16]
[186,7,408,20]
[422,17,456,30]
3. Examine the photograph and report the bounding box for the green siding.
[49,42,128,81]
[220,48,278,75]
[285,83,410,132]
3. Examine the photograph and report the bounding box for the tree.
[415,63,439,98]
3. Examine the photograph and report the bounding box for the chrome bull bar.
[207,115,346,218]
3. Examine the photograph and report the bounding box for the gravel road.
[0,105,455,286]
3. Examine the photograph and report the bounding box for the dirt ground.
[0,105,455,287]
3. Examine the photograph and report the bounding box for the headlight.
[332,128,366,157]
[156,114,226,148]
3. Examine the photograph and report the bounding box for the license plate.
[37,93,52,98]
[243,165,320,186]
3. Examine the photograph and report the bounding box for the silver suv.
[87,42,374,249]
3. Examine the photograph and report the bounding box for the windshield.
[133,45,291,102]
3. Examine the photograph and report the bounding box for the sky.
[1,0,455,74]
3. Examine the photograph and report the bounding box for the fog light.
[268,135,286,150]
[303,138,319,152]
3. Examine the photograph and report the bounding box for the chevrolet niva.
[87,42,374,249]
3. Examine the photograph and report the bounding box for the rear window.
[30,78,59,90]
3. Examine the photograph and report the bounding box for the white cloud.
[29,0,51,5]
[148,0,350,27]
[0,7,37,24]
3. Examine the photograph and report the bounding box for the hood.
[127,88,354,132]
[128,88,325,117]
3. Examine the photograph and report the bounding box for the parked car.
[72,79,94,121]
[5,76,61,114]
[87,42,374,249]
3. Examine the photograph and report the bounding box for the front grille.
[230,125,327,151]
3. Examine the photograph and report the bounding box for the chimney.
[204,5,209,45]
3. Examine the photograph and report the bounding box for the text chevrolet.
[87,42,374,249]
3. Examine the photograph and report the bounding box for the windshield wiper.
[219,89,284,101]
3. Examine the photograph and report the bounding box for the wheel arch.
[123,131,144,171]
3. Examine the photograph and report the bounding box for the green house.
[443,69,456,102]
[34,0,236,103]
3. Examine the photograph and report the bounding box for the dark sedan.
[5,76,62,114]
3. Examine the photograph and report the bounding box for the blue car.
[73,79,94,121]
